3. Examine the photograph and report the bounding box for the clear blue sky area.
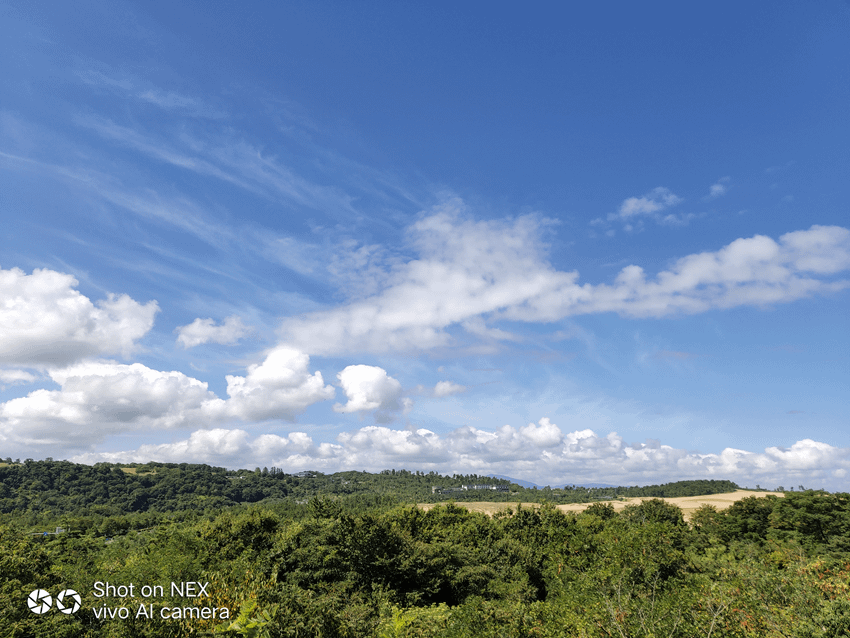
[1,0,848,488]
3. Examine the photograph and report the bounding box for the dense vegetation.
[3,460,847,637]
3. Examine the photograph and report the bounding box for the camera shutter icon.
[56,589,82,614]
[27,589,52,614]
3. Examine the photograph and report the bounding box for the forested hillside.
[2,489,849,637]
[0,459,740,524]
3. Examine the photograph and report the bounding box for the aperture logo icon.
[27,589,52,614]
[27,589,81,614]
[56,589,81,614]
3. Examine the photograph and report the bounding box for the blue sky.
[1,0,848,488]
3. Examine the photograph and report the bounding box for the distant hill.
[0,459,740,520]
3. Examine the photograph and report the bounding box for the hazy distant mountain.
[489,474,540,489]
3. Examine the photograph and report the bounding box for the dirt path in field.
[419,490,783,521]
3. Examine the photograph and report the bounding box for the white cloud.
[176,315,249,348]
[280,203,850,354]
[0,361,217,449]
[70,428,331,468]
[280,201,575,354]
[0,266,158,366]
[461,316,521,342]
[555,224,850,319]
[219,347,336,422]
[616,187,683,219]
[709,184,726,197]
[595,187,692,230]
[336,426,443,462]
[0,369,38,387]
[0,348,336,452]
[707,176,730,199]
[433,380,467,397]
[71,428,315,466]
[70,420,850,491]
[333,365,406,421]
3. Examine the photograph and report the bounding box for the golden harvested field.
[419,490,784,521]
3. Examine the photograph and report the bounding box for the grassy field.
[419,490,784,521]
[118,466,156,474]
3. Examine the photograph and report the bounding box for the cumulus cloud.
[0,348,336,452]
[0,266,158,366]
[218,347,336,422]
[176,315,249,348]
[72,429,319,466]
[71,420,850,491]
[280,203,850,355]
[0,361,218,449]
[333,365,410,421]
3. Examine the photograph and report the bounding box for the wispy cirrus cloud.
[0,147,234,248]
[653,350,700,362]
[74,115,261,194]
[77,69,226,118]
[74,115,357,215]
[74,62,422,215]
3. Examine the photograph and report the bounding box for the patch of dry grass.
[419,490,784,521]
